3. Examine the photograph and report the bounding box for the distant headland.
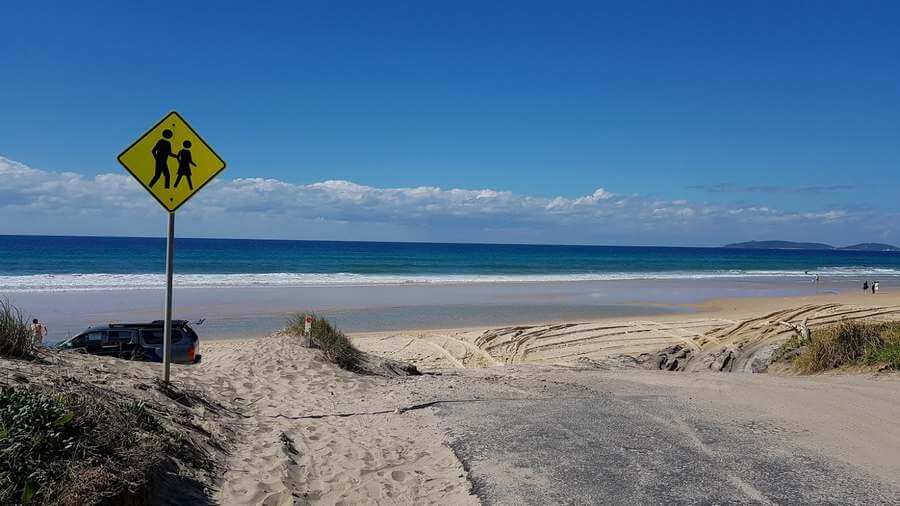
[723,240,900,251]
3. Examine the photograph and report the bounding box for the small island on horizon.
[723,240,900,252]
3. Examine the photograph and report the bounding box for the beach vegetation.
[0,382,207,505]
[0,299,34,359]
[0,387,76,504]
[287,313,363,373]
[787,321,900,373]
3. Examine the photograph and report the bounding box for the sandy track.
[354,301,900,372]
[355,318,730,369]
[188,336,475,505]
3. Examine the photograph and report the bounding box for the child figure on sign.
[174,140,197,190]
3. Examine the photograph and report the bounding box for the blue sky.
[2,1,900,245]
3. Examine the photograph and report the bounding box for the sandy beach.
[350,289,900,370]
[5,288,900,504]
[11,275,883,344]
[191,289,900,502]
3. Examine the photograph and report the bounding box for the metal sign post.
[163,212,175,383]
[117,111,226,384]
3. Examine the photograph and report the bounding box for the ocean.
[8,234,900,340]
[2,235,900,292]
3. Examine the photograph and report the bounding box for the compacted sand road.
[430,367,900,505]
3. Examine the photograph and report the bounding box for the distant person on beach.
[874,281,880,294]
[174,140,197,190]
[31,318,47,347]
[863,280,869,292]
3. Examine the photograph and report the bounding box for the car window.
[59,335,85,349]
[142,329,163,345]
[183,326,199,341]
[140,328,184,344]
[85,331,105,344]
[108,330,135,343]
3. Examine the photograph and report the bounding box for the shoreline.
[2,270,897,293]
[10,276,896,343]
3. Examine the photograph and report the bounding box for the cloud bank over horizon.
[0,156,893,246]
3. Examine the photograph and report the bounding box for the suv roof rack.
[151,320,190,326]
[108,320,190,328]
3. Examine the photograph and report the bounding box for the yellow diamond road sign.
[118,111,226,212]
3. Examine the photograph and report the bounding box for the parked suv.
[56,320,202,364]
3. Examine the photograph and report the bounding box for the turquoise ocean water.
[2,235,900,292]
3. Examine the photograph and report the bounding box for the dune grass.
[0,387,75,504]
[0,299,34,359]
[0,376,220,506]
[791,321,900,373]
[287,313,363,373]
[0,385,172,505]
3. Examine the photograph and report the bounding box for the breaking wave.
[2,267,900,292]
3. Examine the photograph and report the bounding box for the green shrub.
[793,321,900,373]
[865,343,900,369]
[0,387,76,504]
[863,323,900,370]
[287,313,362,372]
[0,299,34,358]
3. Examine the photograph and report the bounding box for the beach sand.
[193,289,899,502]
[351,289,900,370]
[185,336,477,505]
[8,288,900,503]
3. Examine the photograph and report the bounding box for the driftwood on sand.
[778,318,811,341]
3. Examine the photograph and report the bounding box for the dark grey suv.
[56,320,202,364]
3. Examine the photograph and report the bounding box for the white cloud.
[0,155,878,245]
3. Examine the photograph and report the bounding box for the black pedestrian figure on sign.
[150,129,176,189]
[174,140,197,190]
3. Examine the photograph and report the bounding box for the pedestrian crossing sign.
[117,111,226,212]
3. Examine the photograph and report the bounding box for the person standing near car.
[31,318,47,347]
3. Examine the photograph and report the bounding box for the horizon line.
[0,233,893,251]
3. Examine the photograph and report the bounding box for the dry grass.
[792,321,900,373]
[0,299,34,359]
[286,313,363,373]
